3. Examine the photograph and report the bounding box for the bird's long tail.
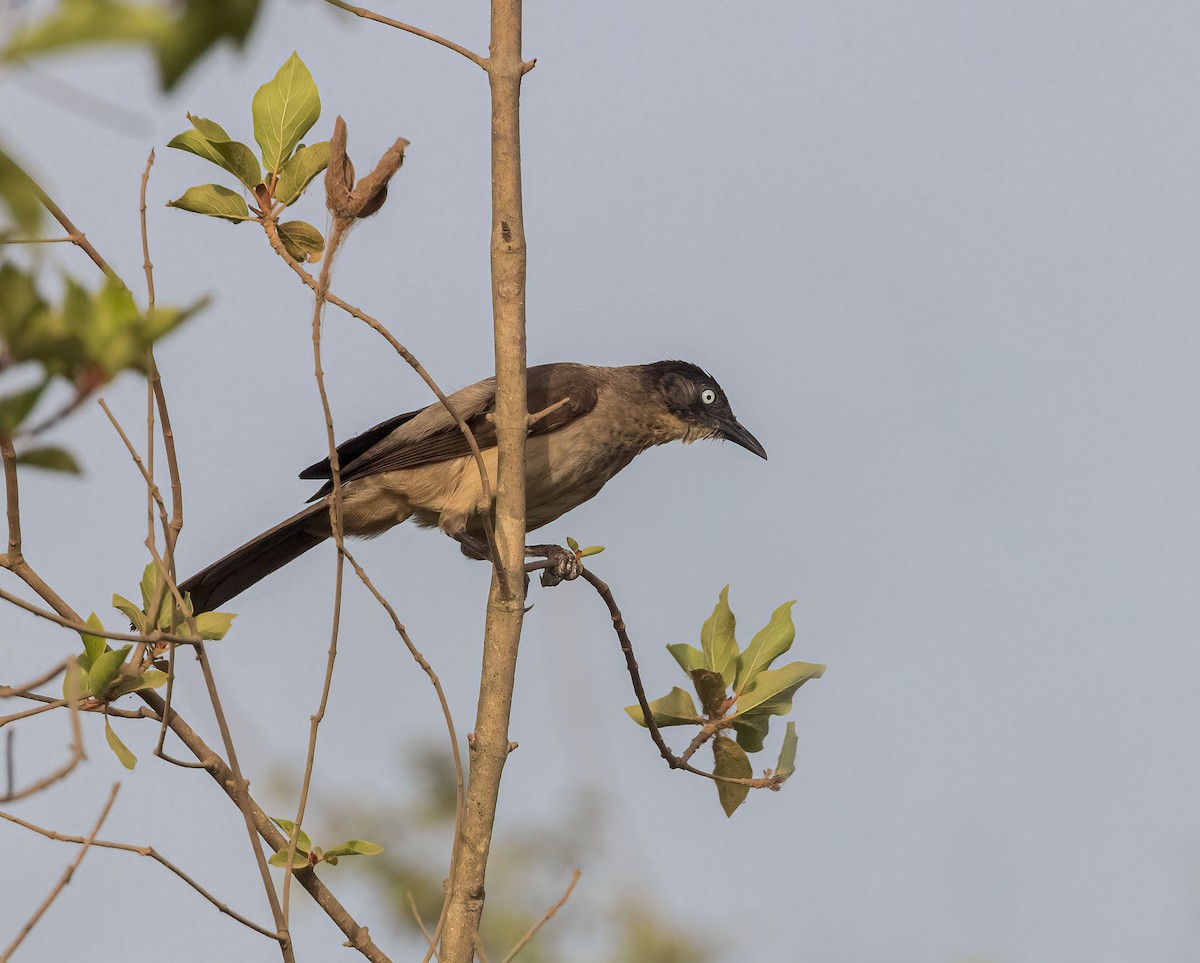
[180,504,332,613]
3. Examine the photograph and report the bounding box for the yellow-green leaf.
[276,220,324,262]
[167,184,251,222]
[105,715,137,770]
[666,642,706,675]
[79,612,107,666]
[274,141,329,206]
[168,129,261,190]
[775,721,798,782]
[733,660,825,720]
[252,52,320,174]
[712,734,751,817]
[15,446,80,473]
[734,599,798,696]
[700,585,738,687]
[624,687,701,728]
[88,644,131,698]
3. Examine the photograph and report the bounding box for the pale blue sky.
[4,2,1200,961]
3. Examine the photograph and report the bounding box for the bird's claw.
[527,543,582,587]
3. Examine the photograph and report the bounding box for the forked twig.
[1,783,119,961]
[500,868,580,963]
[0,808,280,939]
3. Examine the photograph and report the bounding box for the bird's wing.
[301,364,599,496]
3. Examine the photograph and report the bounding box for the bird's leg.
[452,531,492,561]
[525,543,581,587]
[451,531,579,590]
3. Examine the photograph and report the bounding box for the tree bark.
[438,1,529,960]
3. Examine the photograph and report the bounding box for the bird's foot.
[526,543,582,588]
[453,532,492,561]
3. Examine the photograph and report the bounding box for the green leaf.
[252,52,320,174]
[0,378,48,434]
[734,599,798,696]
[4,1,173,64]
[270,817,312,854]
[79,612,107,667]
[139,562,160,614]
[167,129,262,191]
[274,141,329,206]
[186,113,231,142]
[323,840,383,860]
[154,0,261,91]
[190,610,235,640]
[700,586,738,687]
[112,594,145,632]
[268,848,310,869]
[108,669,168,699]
[623,687,701,728]
[276,220,324,263]
[733,660,825,720]
[566,536,580,552]
[690,668,727,717]
[87,644,131,699]
[62,659,85,703]
[167,184,251,222]
[579,545,605,557]
[712,735,752,817]
[105,715,137,770]
[775,721,798,783]
[0,150,43,235]
[666,643,706,675]
[731,714,769,754]
[15,446,80,473]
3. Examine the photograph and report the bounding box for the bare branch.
[578,568,782,791]
[260,216,497,559]
[0,658,85,804]
[136,690,393,962]
[320,0,487,70]
[499,868,580,963]
[14,157,125,287]
[282,211,352,925]
[0,807,281,940]
[0,783,118,962]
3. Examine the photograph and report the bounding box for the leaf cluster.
[112,562,235,641]
[167,52,329,263]
[3,0,261,92]
[625,586,824,815]
[267,817,383,870]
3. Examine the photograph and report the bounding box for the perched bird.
[180,360,766,612]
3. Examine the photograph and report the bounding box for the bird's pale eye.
[700,388,717,405]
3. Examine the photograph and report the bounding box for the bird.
[179,360,766,612]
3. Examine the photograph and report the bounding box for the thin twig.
[578,569,780,790]
[0,584,203,647]
[18,159,125,286]
[406,892,437,951]
[0,783,119,962]
[260,216,498,560]
[282,215,351,924]
[0,657,85,803]
[136,690,393,962]
[263,208,466,958]
[320,0,487,69]
[0,807,280,939]
[338,543,466,961]
[499,869,580,963]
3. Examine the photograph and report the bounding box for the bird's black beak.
[719,417,768,460]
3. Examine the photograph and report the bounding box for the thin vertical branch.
[440,1,531,959]
[1,783,119,962]
[281,216,350,923]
